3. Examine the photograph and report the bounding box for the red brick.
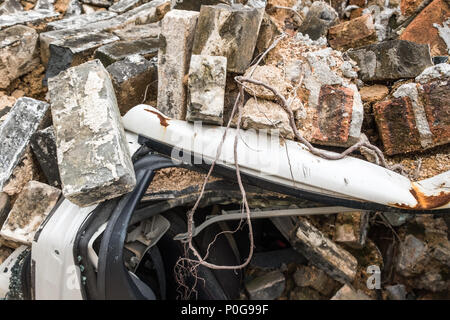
[399,0,450,56]
[420,80,450,145]
[401,0,427,16]
[328,14,378,50]
[312,85,354,145]
[373,97,422,155]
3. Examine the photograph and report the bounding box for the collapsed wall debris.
[0,0,449,301]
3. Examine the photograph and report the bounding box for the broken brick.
[328,14,378,51]
[311,85,355,146]
[374,96,423,155]
[399,0,450,56]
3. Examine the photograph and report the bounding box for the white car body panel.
[122,105,450,211]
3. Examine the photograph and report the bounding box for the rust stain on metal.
[392,185,450,210]
[144,108,170,127]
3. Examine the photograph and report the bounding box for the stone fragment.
[347,40,433,82]
[81,0,113,8]
[245,271,285,300]
[399,0,450,56]
[374,66,450,155]
[107,54,157,115]
[40,0,170,65]
[186,55,227,125]
[359,85,389,103]
[328,14,377,50]
[48,59,136,207]
[0,193,10,229]
[0,26,39,89]
[0,0,23,15]
[30,127,61,188]
[43,31,120,84]
[0,181,60,245]
[0,98,49,190]
[65,0,83,17]
[95,38,159,66]
[238,98,294,139]
[298,1,338,40]
[157,9,199,120]
[192,4,264,73]
[331,284,372,300]
[291,217,358,284]
[396,235,429,277]
[47,11,117,30]
[109,0,142,13]
[293,265,339,296]
[255,13,280,55]
[0,9,59,30]
[386,284,407,300]
[113,22,161,40]
[243,65,288,100]
[333,211,369,249]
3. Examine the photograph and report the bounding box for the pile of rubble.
[0,0,449,300]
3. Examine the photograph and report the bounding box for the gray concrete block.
[47,11,117,30]
[95,38,159,66]
[0,9,59,30]
[43,31,120,84]
[107,54,157,114]
[0,25,39,89]
[347,40,433,82]
[0,181,60,245]
[0,98,50,191]
[48,59,136,207]
[192,4,264,73]
[157,9,199,119]
[186,54,227,125]
[112,22,160,41]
